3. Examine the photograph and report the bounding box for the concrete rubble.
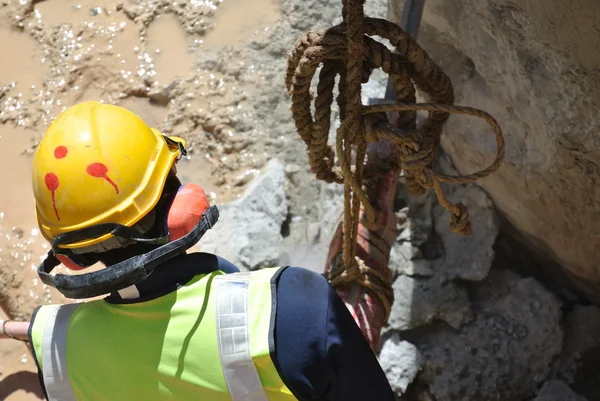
[378,333,422,397]
[198,159,287,271]
[381,177,563,401]
[404,269,563,400]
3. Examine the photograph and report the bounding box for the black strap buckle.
[163,135,187,160]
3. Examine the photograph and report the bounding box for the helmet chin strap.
[37,206,219,299]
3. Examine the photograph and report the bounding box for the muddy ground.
[0,0,388,399]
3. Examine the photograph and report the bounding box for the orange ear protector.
[166,184,210,241]
[57,184,210,271]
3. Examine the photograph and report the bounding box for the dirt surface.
[0,0,389,398]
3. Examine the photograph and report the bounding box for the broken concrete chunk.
[389,244,434,279]
[534,381,588,401]
[389,238,433,279]
[198,159,287,271]
[378,333,422,396]
[395,188,436,249]
[388,274,473,331]
[279,182,343,273]
[405,269,563,401]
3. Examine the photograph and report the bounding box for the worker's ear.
[166,184,210,241]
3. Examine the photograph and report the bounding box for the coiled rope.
[286,0,505,319]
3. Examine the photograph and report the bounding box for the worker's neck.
[99,243,160,266]
[103,252,212,304]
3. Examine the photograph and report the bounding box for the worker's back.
[30,266,295,401]
[28,253,395,401]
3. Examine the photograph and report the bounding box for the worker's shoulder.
[275,266,332,306]
[277,266,328,287]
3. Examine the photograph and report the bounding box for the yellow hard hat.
[32,101,186,250]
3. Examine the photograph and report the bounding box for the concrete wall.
[389,0,600,301]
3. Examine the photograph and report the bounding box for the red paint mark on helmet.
[44,172,60,221]
[54,146,68,159]
[87,163,119,194]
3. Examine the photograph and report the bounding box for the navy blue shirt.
[33,252,394,401]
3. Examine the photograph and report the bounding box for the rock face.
[198,159,287,271]
[389,0,600,300]
[389,273,472,331]
[383,180,563,400]
[402,270,563,401]
[432,184,498,282]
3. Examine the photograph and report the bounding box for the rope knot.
[415,168,437,189]
[400,144,435,173]
[449,203,472,236]
[325,256,394,321]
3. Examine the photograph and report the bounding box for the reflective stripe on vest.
[30,268,296,401]
[215,272,269,401]
[41,303,81,401]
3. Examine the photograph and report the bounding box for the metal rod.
[384,0,427,101]
[400,0,426,39]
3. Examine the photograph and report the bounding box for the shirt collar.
[104,252,221,304]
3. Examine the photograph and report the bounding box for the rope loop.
[286,1,504,290]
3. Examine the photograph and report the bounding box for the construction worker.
[0,101,398,401]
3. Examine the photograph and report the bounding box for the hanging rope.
[286,0,504,317]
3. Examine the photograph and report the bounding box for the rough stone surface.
[388,179,498,332]
[389,273,472,331]
[378,334,422,396]
[388,0,600,299]
[432,183,499,281]
[278,181,344,273]
[198,159,287,271]
[389,240,434,279]
[400,269,563,401]
[534,381,588,401]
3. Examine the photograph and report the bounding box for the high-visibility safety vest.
[29,267,298,401]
